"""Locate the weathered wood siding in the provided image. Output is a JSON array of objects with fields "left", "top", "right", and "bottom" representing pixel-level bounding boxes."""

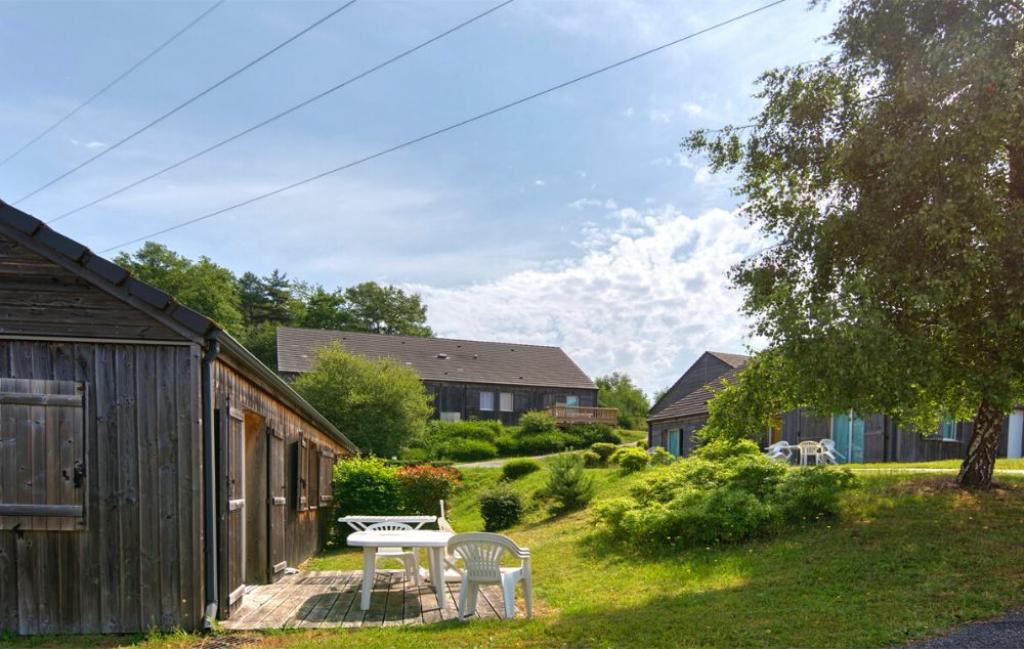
[
  {"left": 0, "top": 233, "right": 181, "bottom": 341},
  {"left": 426, "top": 380, "right": 598, "bottom": 425},
  {"left": 648, "top": 415, "right": 705, "bottom": 456},
  {"left": 648, "top": 353, "right": 733, "bottom": 419},
  {"left": 212, "top": 359, "right": 348, "bottom": 575},
  {"left": 0, "top": 339, "right": 202, "bottom": 635}
]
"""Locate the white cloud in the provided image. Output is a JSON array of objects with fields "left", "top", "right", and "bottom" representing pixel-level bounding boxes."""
[
  {"left": 623, "top": 106, "right": 635, "bottom": 118},
  {"left": 569, "top": 197, "right": 619, "bottom": 211},
  {"left": 680, "top": 101, "right": 705, "bottom": 117},
  {"left": 411, "top": 205, "right": 765, "bottom": 395},
  {"left": 694, "top": 166, "right": 713, "bottom": 184},
  {"left": 70, "top": 138, "right": 106, "bottom": 149},
  {"left": 534, "top": 179, "right": 545, "bottom": 186}
]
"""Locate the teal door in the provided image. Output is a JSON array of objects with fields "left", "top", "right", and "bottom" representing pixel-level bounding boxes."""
[
  {"left": 831, "top": 412, "right": 865, "bottom": 463},
  {"left": 668, "top": 429, "right": 681, "bottom": 457}
]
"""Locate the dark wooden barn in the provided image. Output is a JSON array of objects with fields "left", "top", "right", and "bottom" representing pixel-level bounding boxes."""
[
  {"left": 276, "top": 327, "right": 602, "bottom": 426},
  {"left": 648, "top": 350, "right": 1023, "bottom": 463},
  {"left": 0, "top": 203, "right": 357, "bottom": 635}
]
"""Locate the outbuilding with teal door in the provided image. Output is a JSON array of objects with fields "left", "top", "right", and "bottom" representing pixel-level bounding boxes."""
[{"left": 831, "top": 411, "right": 865, "bottom": 463}]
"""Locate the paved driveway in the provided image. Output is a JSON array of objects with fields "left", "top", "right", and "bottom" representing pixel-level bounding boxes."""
[{"left": 907, "top": 610, "right": 1024, "bottom": 648}]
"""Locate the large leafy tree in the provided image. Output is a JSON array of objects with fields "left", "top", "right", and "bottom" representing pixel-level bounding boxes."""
[
  {"left": 341, "top": 282, "right": 433, "bottom": 336},
  {"left": 686, "top": 0, "right": 1024, "bottom": 487},
  {"left": 116, "top": 242, "right": 244, "bottom": 333},
  {"left": 293, "top": 342, "right": 433, "bottom": 457},
  {"left": 596, "top": 372, "right": 651, "bottom": 429}
]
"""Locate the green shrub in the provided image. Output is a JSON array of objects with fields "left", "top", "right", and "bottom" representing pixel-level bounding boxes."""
[
  {"left": 399, "top": 446, "right": 429, "bottom": 462},
  {"left": 770, "top": 466, "right": 857, "bottom": 524},
  {"left": 596, "top": 451, "right": 854, "bottom": 551},
  {"left": 397, "top": 465, "right": 460, "bottom": 515},
  {"left": 562, "top": 423, "right": 621, "bottom": 447},
  {"left": 515, "top": 432, "right": 568, "bottom": 455},
  {"left": 438, "top": 438, "right": 498, "bottom": 461},
  {"left": 693, "top": 437, "right": 762, "bottom": 461},
  {"left": 427, "top": 419, "right": 502, "bottom": 443},
  {"left": 480, "top": 487, "right": 524, "bottom": 531},
  {"left": 581, "top": 449, "right": 603, "bottom": 468},
  {"left": 649, "top": 447, "right": 676, "bottom": 466},
  {"left": 610, "top": 446, "right": 650, "bottom": 473},
  {"left": 332, "top": 458, "right": 404, "bottom": 540},
  {"left": 502, "top": 458, "right": 542, "bottom": 480},
  {"left": 545, "top": 454, "right": 594, "bottom": 514},
  {"left": 635, "top": 439, "right": 648, "bottom": 449},
  {"left": 519, "top": 410, "right": 557, "bottom": 435},
  {"left": 494, "top": 433, "right": 521, "bottom": 456},
  {"left": 589, "top": 442, "right": 618, "bottom": 463}
]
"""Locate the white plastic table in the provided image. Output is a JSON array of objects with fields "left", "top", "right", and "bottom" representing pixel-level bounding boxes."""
[
  {"left": 347, "top": 529, "right": 454, "bottom": 610},
  {"left": 338, "top": 515, "right": 436, "bottom": 531}
]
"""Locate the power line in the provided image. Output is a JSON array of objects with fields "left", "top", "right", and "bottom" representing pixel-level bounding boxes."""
[
  {"left": 99, "top": 0, "right": 790, "bottom": 254},
  {"left": 49, "top": 0, "right": 515, "bottom": 224},
  {"left": 0, "top": 1, "right": 225, "bottom": 170},
  {"left": 13, "top": 0, "right": 359, "bottom": 205}
]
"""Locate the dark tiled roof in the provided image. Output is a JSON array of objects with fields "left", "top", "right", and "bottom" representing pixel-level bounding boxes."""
[
  {"left": 647, "top": 367, "right": 740, "bottom": 422},
  {"left": 277, "top": 327, "right": 597, "bottom": 391},
  {"left": 706, "top": 351, "right": 750, "bottom": 368},
  {"left": 0, "top": 200, "right": 357, "bottom": 452}
]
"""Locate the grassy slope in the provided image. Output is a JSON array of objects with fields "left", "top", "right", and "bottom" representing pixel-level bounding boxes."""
[{"left": 10, "top": 463, "right": 1024, "bottom": 649}]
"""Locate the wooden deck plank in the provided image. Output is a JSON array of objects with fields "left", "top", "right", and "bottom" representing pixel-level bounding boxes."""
[{"left": 221, "top": 570, "right": 504, "bottom": 631}]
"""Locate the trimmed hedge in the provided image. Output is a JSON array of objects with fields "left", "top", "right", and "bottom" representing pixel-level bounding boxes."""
[
  {"left": 502, "top": 458, "right": 542, "bottom": 480},
  {"left": 480, "top": 487, "right": 524, "bottom": 531}
]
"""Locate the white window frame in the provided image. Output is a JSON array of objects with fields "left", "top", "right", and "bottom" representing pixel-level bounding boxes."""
[
  {"left": 499, "top": 392, "right": 513, "bottom": 413},
  {"left": 479, "top": 391, "right": 495, "bottom": 411}
]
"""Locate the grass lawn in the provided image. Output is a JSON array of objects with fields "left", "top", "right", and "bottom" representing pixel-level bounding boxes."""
[
  {"left": 8, "top": 462, "right": 1024, "bottom": 648},
  {"left": 615, "top": 427, "right": 648, "bottom": 445},
  {"left": 856, "top": 458, "right": 1024, "bottom": 471}
]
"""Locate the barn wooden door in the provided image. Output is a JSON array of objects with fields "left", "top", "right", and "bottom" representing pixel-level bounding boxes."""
[
  {"left": 216, "top": 397, "right": 245, "bottom": 618},
  {"left": 266, "top": 424, "right": 287, "bottom": 582}
]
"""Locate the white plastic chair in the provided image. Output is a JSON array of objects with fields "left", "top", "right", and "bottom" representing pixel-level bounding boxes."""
[
  {"left": 764, "top": 440, "right": 792, "bottom": 462},
  {"left": 796, "top": 440, "right": 823, "bottom": 466},
  {"left": 437, "top": 500, "right": 464, "bottom": 582},
  {"left": 448, "top": 532, "right": 532, "bottom": 620},
  {"left": 818, "top": 438, "right": 845, "bottom": 464},
  {"left": 365, "top": 521, "right": 422, "bottom": 586}
]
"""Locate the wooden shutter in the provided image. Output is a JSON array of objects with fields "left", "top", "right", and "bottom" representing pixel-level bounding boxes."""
[
  {"left": 266, "top": 424, "right": 287, "bottom": 581},
  {"left": 216, "top": 397, "right": 245, "bottom": 618},
  {"left": 319, "top": 447, "right": 335, "bottom": 505},
  {"left": 296, "top": 435, "right": 309, "bottom": 512},
  {"left": 307, "top": 442, "right": 319, "bottom": 510},
  {"left": 0, "top": 378, "right": 86, "bottom": 531}
]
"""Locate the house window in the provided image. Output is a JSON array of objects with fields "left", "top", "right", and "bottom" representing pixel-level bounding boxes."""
[
  {"left": 940, "top": 418, "right": 956, "bottom": 441},
  {"left": 479, "top": 391, "right": 494, "bottom": 411},
  {"left": 565, "top": 395, "right": 579, "bottom": 408},
  {"left": 499, "top": 392, "right": 513, "bottom": 412},
  {"left": 0, "top": 379, "right": 87, "bottom": 530}
]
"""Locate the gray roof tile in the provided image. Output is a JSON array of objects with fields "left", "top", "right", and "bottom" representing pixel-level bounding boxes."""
[{"left": 277, "top": 327, "right": 597, "bottom": 390}]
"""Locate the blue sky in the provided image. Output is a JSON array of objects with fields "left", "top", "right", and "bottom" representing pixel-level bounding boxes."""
[{"left": 0, "top": 0, "right": 839, "bottom": 395}]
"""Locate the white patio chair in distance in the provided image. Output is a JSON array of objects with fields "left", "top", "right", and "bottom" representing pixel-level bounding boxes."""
[
  {"left": 448, "top": 532, "right": 533, "bottom": 620},
  {"left": 819, "top": 438, "right": 845, "bottom": 464},
  {"left": 764, "top": 440, "right": 792, "bottom": 461},
  {"left": 365, "top": 521, "right": 422, "bottom": 586},
  {"left": 796, "top": 440, "right": 823, "bottom": 466}
]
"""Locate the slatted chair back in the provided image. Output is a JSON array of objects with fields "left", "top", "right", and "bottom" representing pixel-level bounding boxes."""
[
  {"left": 366, "top": 521, "right": 414, "bottom": 532},
  {"left": 449, "top": 533, "right": 528, "bottom": 583}
]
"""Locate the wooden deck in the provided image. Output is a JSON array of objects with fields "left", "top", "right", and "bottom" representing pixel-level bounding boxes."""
[{"left": 221, "top": 570, "right": 510, "bottom": 630}]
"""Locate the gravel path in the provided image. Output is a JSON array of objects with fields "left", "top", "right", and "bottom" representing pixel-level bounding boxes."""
[{"left": 907, "top": 610, "right": 1024, "bottom": 648}]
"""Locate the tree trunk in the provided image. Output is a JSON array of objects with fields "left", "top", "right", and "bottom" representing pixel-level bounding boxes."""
[{"left": 957, "top": 400, "right": 1003, "bottom": 488}]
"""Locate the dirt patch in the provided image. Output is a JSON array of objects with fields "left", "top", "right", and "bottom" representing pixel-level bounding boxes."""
[{"left": 189, "top": 635, "right": 263, "bottom": 649}]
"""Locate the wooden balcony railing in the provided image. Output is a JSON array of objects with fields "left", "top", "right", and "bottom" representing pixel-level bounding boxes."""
[{"left": 547, "top": 405, "right": 619, "bottom": 427}]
